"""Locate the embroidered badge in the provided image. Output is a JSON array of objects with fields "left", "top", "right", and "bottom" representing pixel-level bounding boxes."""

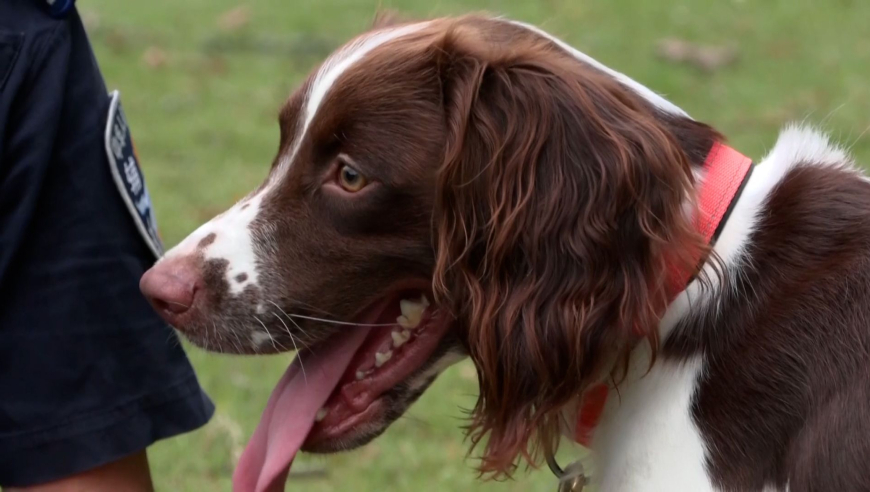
[{"left": 104, "top": 90, "right": 164, "bottom": 259}]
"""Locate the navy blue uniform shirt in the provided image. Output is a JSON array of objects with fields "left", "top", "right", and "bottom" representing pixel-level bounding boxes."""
[{"left": 0, "top": 0, "right": 214, "bottom": 486}]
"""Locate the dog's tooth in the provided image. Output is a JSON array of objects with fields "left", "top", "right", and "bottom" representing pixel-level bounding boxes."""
[
  {"left": 355, "top": 370, "right": 366, "bottom": 380},
  {"left": 375, "top": 350, "right": 393, "bottom": 367},
  {"left": 315, "top": 408, "right": 328, "bottom": 422},
  {"left": 398, "top": 297, "right": 427, "bottom": 329},
  {"left": 391, "top": 330, "right": 411, "bottom": 348}
]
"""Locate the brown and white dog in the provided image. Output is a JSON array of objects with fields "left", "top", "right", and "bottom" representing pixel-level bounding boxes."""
[{"left": 140, "top": 14, "right": 870, "bottom": 492}]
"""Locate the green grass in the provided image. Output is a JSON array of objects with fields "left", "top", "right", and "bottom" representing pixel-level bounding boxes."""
[{"left": 77, "top": 0, "right": 870, "bottom": 490}]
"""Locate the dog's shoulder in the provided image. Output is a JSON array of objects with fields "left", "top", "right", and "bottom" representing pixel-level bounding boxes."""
[{"left": 763, "top": 124, "right": 856, "bottom": 173}]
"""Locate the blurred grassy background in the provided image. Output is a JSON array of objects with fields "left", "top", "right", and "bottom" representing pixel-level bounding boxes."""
[{"left": 78, "top": 0, "right": 870, "bottom": 490}]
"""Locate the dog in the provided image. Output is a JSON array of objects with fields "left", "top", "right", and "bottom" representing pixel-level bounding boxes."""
[{"left": 140, "top": 13, "right": 870, "bottom": 492}]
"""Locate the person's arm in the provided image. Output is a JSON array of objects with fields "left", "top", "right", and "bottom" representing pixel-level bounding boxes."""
[
  {"left": 1, "top": 8, "right": 156, "bottom": 492},
  {"left": 4, "top": 452, "right": 153, "bottom": 492},
  {"left": 0, "top": 20, "right": 69, "bottom": 281}
]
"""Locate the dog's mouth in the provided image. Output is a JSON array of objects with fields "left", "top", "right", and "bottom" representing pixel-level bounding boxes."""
[
  {"left": 233, "top": 287, "right": 453, "bottom": 490},
  {"left": 304, "top": 291, "right": 450, "bottom": 448}
]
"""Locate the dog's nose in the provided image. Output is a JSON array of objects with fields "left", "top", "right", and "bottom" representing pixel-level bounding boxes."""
[{"left": 140, "top": 256, "right": 201, "bottom": 324}]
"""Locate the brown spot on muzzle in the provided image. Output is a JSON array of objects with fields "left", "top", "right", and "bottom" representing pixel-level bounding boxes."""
[{"left": 198, "top": 232, "right": 217, "bottom": 249}]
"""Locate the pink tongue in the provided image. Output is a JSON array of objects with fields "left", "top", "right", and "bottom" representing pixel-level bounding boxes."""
[{"left": 232, "top": 327, "right": 371, "bottom": 492}]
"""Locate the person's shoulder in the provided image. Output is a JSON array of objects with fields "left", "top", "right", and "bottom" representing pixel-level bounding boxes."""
[
  {"left": 0, "top": 1, "right": 76, "bottom": 100},
  {"left": 1, "top": 0, "right": 75, "bottom": 72},
  {"left": 0, "top": 0, "right": 75, "bottom": 34}
]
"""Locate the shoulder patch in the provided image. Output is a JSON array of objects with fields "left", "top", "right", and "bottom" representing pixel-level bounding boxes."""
[{"left": 105, "top": 90, "right": 164, "bottom": 259}]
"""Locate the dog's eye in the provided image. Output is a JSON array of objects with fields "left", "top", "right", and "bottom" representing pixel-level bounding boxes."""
[{"left": 337, "top": 159, "right": 368, "bottom": 193}]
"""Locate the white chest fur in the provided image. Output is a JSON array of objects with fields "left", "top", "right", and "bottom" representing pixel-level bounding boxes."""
[{"left": 590, "top": 357, "right": 713, "bottom": 492}]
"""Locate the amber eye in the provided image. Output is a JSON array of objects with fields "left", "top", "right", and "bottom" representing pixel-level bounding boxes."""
[{"left": 337, "top": 161, "right": 368, "bottom": 192}]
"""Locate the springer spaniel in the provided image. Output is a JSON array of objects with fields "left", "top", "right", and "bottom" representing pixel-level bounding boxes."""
[{"left": 140, "top": 14, "right": 870, "bottom": 492}]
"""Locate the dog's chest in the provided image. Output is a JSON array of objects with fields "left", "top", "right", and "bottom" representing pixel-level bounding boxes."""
[{"left": 588, "top": 357, "right": 716, "bottom": 492}]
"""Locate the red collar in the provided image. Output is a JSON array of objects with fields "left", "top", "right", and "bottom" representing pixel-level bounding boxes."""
[{"left": 573, "top": 142, "right": 753, "bottom": 446}]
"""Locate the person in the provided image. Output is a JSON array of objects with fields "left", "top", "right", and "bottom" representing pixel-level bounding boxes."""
[{"left": 0, "top": 0, "right": 214, "bottom": 490}]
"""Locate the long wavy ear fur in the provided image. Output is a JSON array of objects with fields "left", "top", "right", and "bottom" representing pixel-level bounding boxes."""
[{"left": 430, "top": 19, "right": 720, "bottom": 478}]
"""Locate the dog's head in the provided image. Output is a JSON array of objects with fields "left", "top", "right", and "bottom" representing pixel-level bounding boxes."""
[{"left": 141, "top": 14, "right": 718, "bottom": 476}]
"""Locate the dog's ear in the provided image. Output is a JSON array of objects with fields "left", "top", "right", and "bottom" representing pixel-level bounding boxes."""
[{"left": 430, "top": 21, "right": 710, "bottom": 477}]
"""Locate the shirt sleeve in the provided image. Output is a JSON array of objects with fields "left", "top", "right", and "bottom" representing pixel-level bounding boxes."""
[{"left": 0, "top": 19, "right": 71, "bottom": 285}]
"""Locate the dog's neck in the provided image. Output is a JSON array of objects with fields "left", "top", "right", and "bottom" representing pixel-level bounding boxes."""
[{"left": 565, "top": 138, "right": 754, "bottom": 448}]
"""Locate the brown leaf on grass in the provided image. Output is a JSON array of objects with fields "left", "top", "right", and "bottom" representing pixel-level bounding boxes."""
[
  {"left": 218, "top": 6, "right": 251, "bottom": 32},
  {"left": 105, "top": 28, "right": 130, "bottom": 54},
  {"left": 766, "top": 39, "right": 798, "bottom": 60},
  {"left": 142, "top": 47, "right": 168, "bottom": 69},
  {"left": 656, "top": 38, "right": 739, "bottom": 73},
  {"left": 204, "top": 55, "right": 229, "bottom": 75}
]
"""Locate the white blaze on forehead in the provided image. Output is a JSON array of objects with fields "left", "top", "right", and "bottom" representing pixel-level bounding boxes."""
[
  {"left": 162, "top": 22, "right": 429, "bottom": 297},
  {"left": 507, "top": 20, "right": 690, "bottom": 117},
  {"left": 271, "top": 21, "right": 431, "bottom": 183}
]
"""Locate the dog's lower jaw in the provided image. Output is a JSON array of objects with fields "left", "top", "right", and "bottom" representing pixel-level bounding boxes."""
[{"left": 303, "top": 341, "right": 464, "bottom": 453}]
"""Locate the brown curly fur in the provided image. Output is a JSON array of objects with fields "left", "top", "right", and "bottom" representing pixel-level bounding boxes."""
[{"left": 427, "top": 18, "right": 721, "bottom": 477}]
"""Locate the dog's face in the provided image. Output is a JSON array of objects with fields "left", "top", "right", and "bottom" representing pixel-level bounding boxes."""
[
  {"left": 141, "top": 20, "right": 467, "bottom": 453},
  {"left": 142, "top": 14, "right": 714, "bottom": 476}
]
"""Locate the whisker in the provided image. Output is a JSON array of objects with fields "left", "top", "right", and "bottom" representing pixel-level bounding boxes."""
[
  {"left": 267, "top": 302, "right": 309, "bottom": 383},
  {"left": 215, "top": 326, "right": 226, "bottom": 351},
  {"left": 286, "top": 313, "right": 398, "bottom": 327},
  {"left": 270, "top": 311, "right": 300, "bottom": 350},
  {"left": 267, "top": 301, "right": 311, "bottom": 350},
  {"left": 212, "top": 322, "right": 225, "bottom": 354},
  {"left": 164, "top": 327, "right": 177, "bottom": 345},
  {"left": 165, "top": 325, "right": 183, "bottom": 349},
  {"left": 268, "top": 301, "right": 442, "bottom": 329},
  {"left": 254, "top": 315, "right": 285, "bottom": 352},
  {"left": 278, "top": 295, "right": 337, "bottom": 318},
  {"left": 203, "top": 322, "right": 212, "bottom": 353},
  {"left": 231, "top": 329, "right": 245, "bottom": 353},
  {"left": 283, "top": 315, "right": 308, "bottom": 385}
]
